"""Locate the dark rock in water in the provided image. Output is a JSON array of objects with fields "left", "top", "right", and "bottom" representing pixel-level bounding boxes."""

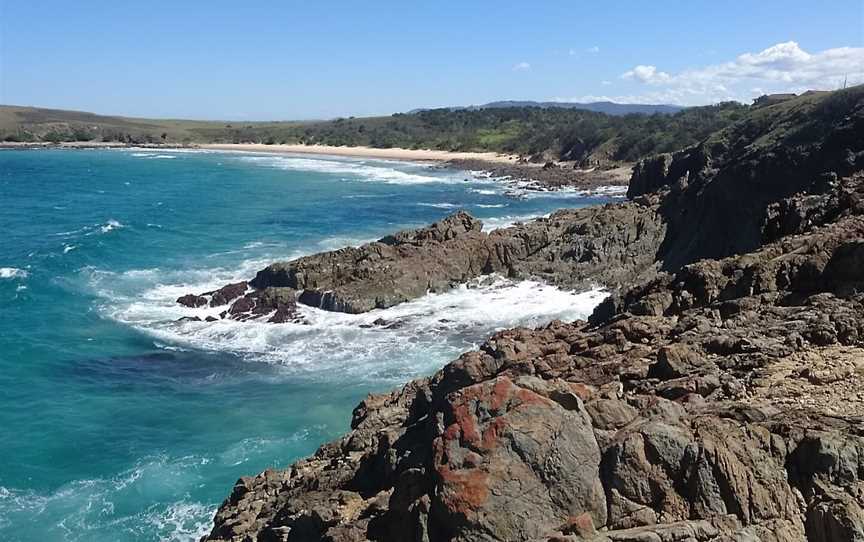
[
  {"left": 267, "top": 306, "right": 296, "bottom": 324},
  {"left": 205, "top": 316, "right": 218, "bottom": 322},
  {"left": 177, "top": 294, "right": 207, "bottom": 308},
  {"left": 176, "top": 316, "right": 201, "bottom": 323},
  {"left": 208, "top": 281, "right": 248, "bottom": 307},
  {"left": 359, "top": 318, "right": 403, "bottom": 330},
  {"left": 227, "top": 296, "right": 255, "bottom": 316},
  {"left": 227, "top": 287, "right": 301, "bottom": 323},
  {"left": 202, "top": 89, "right": 864, "bottom": 541},
  {"left": 255, "top": 287, "right": 297, "bottom": 312},
  {"left": 177, "top": 282, "right": 301, "bottom": 323}
]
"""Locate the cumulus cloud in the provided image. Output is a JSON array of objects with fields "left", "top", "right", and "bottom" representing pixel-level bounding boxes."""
[
  {"left": 622, "top": 65, "right": 671, "bottom": 84},
  {"left": 512, "top": 61, "right": 531, "bottom": 71},
  {"left": 614, "top": 41, "right": 864, "bottom": 104}
]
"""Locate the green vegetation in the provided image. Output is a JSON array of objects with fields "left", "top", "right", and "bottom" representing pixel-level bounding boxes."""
[{"left": 0, "top": 101, "right": 751, "bottom": 163}]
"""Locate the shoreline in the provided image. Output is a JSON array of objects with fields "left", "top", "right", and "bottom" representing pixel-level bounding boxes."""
[
  {"left": 0, "top": 140, "right": 632, "bottom": 190},
  {"left": 198, "top": 143, "right": 518, "bottom": 163}
]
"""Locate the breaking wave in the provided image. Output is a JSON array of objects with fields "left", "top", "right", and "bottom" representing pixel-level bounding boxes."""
[
  {"left": 89, "top": 260, "right": 606, "bottom": 384},
  {"left": 0, "top": 267, "right": 28, "bottom": 279},
  {"left": 233, "top": 154, "right": 473, "bottom": 185}
]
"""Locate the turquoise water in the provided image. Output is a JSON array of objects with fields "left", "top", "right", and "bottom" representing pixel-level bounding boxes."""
[{"left": 0, "top": 149, "right": 615, "bottom": 541}]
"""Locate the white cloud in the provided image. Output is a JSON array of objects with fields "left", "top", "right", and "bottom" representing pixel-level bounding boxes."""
[
  {"left": 622, "top": 65, "right": 671, "bottom": 84},
  {"left": 570, "top": 46, "right": 600, "bottom": 56},
  {"left": 512, "top": 61, "right": 531, "bottom": 71},
  {"left": 610, "top": 41, "right": 864, "bottom": 105}
]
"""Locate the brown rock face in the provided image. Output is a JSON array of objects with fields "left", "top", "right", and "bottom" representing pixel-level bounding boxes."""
[
  {"left": 192, "top": 202, "right": 666, "bottom": 315},
  {"left": 202, "top": 88, "right": 864, "bottom": 541},
  {"left": 430, "top": 376, "right": 606, "bottom": 540}
]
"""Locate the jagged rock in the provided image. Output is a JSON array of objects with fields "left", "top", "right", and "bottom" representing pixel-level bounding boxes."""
[
  {"left": 195, "top": 202, "right": 665, "bottom": 315},
  {"left": 429, "top": 376, "right": 607, "bottom": 540},
  {"left": 203, "top": 88, "right": 864, "bottom": 542},
  {"left": 207, "top": 281, "right": 248, "bottom": 307},
  {"left": 177, "top": 294, "right": 207, "bottom": 308}
]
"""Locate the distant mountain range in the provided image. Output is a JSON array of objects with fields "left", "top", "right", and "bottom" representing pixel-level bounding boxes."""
[{"left": 409, "top": 100, "right": 685, "bottom": 116}]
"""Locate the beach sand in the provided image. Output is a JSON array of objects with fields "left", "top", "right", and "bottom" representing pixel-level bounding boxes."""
[{"left": 199, "top": 143, "right": 518, "bottom": 163}]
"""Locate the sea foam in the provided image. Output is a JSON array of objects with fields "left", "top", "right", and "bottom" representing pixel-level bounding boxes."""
[
  {"left": 0, "top": 267, "right": 28, "bottom": 279},
  {"left": 100, "top": 220, "right": 125, "bottom": 233},
  {"left": 480, "top": 213, "right": 550, "bottom": 231},
  {"left": 417, "top": 202, "right": 459, "bottom": 209},
  {"left": 235, "top": 155, "right": 469, "bottom": 185},
  {"left": 95, "top": 260, "right": 606, "bottom": 384},
  {"left": 0, "top": 456, "right": 216, "bottom": 541}
]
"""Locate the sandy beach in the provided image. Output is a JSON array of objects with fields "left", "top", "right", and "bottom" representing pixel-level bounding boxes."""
[{"left": 199, "top": 143, "right": 518, "bottom": 163}]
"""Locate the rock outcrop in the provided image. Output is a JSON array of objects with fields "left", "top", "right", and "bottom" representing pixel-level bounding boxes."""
[
  {"left": 186, "top": 202, "right": 666, "bottom": 315},
  {"left": 203, "top": 87, "right": 864, "bottom": 541}
]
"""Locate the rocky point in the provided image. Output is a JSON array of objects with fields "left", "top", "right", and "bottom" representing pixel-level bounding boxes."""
[{"left": 200, "top": 87, "right": 864, "bottom": 541}]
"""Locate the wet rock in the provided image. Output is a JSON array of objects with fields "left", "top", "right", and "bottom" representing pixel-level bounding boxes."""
[
  {"left": 177, "top": 294, "right": 207, "bottom": 308},
  {"left": 177, "top": 316, "right": 201, "bottom": 323},
  {"left": 208, "top": 281, "right": 248, "bottom": 307}
]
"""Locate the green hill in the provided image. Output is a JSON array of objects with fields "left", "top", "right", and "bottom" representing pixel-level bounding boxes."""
[{"left": 0, "top": 100, "right": 750, "bottom": 164}]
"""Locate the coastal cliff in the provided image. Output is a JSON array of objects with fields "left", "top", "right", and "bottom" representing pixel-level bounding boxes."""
[{"left": 202, "top": 87, "right": 864, "bottom": 541}]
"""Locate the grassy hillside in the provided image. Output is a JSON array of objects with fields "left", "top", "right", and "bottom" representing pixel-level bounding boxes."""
[
  {"left": 0, "top": 101, "right": 749, "bottom": 163},
  {"left": 0, "top": 106, "right": 306, "bottom": 145}
]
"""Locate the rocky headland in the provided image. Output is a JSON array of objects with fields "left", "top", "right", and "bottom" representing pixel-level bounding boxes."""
[{"left": 198, "top": 87, "right": 864, "bottom": 541}]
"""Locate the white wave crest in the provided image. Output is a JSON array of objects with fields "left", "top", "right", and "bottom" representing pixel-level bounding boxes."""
[
  {"left": 100, "top": 219, "right": 125, "bottom": 233},
  {"left": 514, "top": 183, "right": 629, "bottom": 200},
  {"left": 235, "top": 154, "right": 466, "bottom": 185},
  {"left": 0, "top": 456, "right": 217, "bottom": 541},
  {"left": 129, "top": 151, "right": 177, "bottom": 159},
  {"left": 316, "top": 236, "right": 376, "bottom": 251},
  {"left": 417, "top": 202, "right": 459, "bottom": 209},
  {"left": 95, "top": 262, "right": 606, "bottom": 383},
  {"left": 480, "top": 213, "right": 549, "bottom": 231},
  {"left": 0, "top": 267, "right": 28, "bottom": 279}
]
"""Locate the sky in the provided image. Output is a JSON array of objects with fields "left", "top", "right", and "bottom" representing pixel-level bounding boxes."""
[{"left": 1, "top": 1, "right": 862, "bottom": 120}]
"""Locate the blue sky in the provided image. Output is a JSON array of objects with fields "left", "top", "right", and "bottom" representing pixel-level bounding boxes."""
[{"left": 1, "top": 1, "right": 862, "bottom": 119}]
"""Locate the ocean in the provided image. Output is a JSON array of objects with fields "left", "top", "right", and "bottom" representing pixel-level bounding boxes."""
[{"left": 0, "top": 148, "right": 616, "bottom": 541}]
